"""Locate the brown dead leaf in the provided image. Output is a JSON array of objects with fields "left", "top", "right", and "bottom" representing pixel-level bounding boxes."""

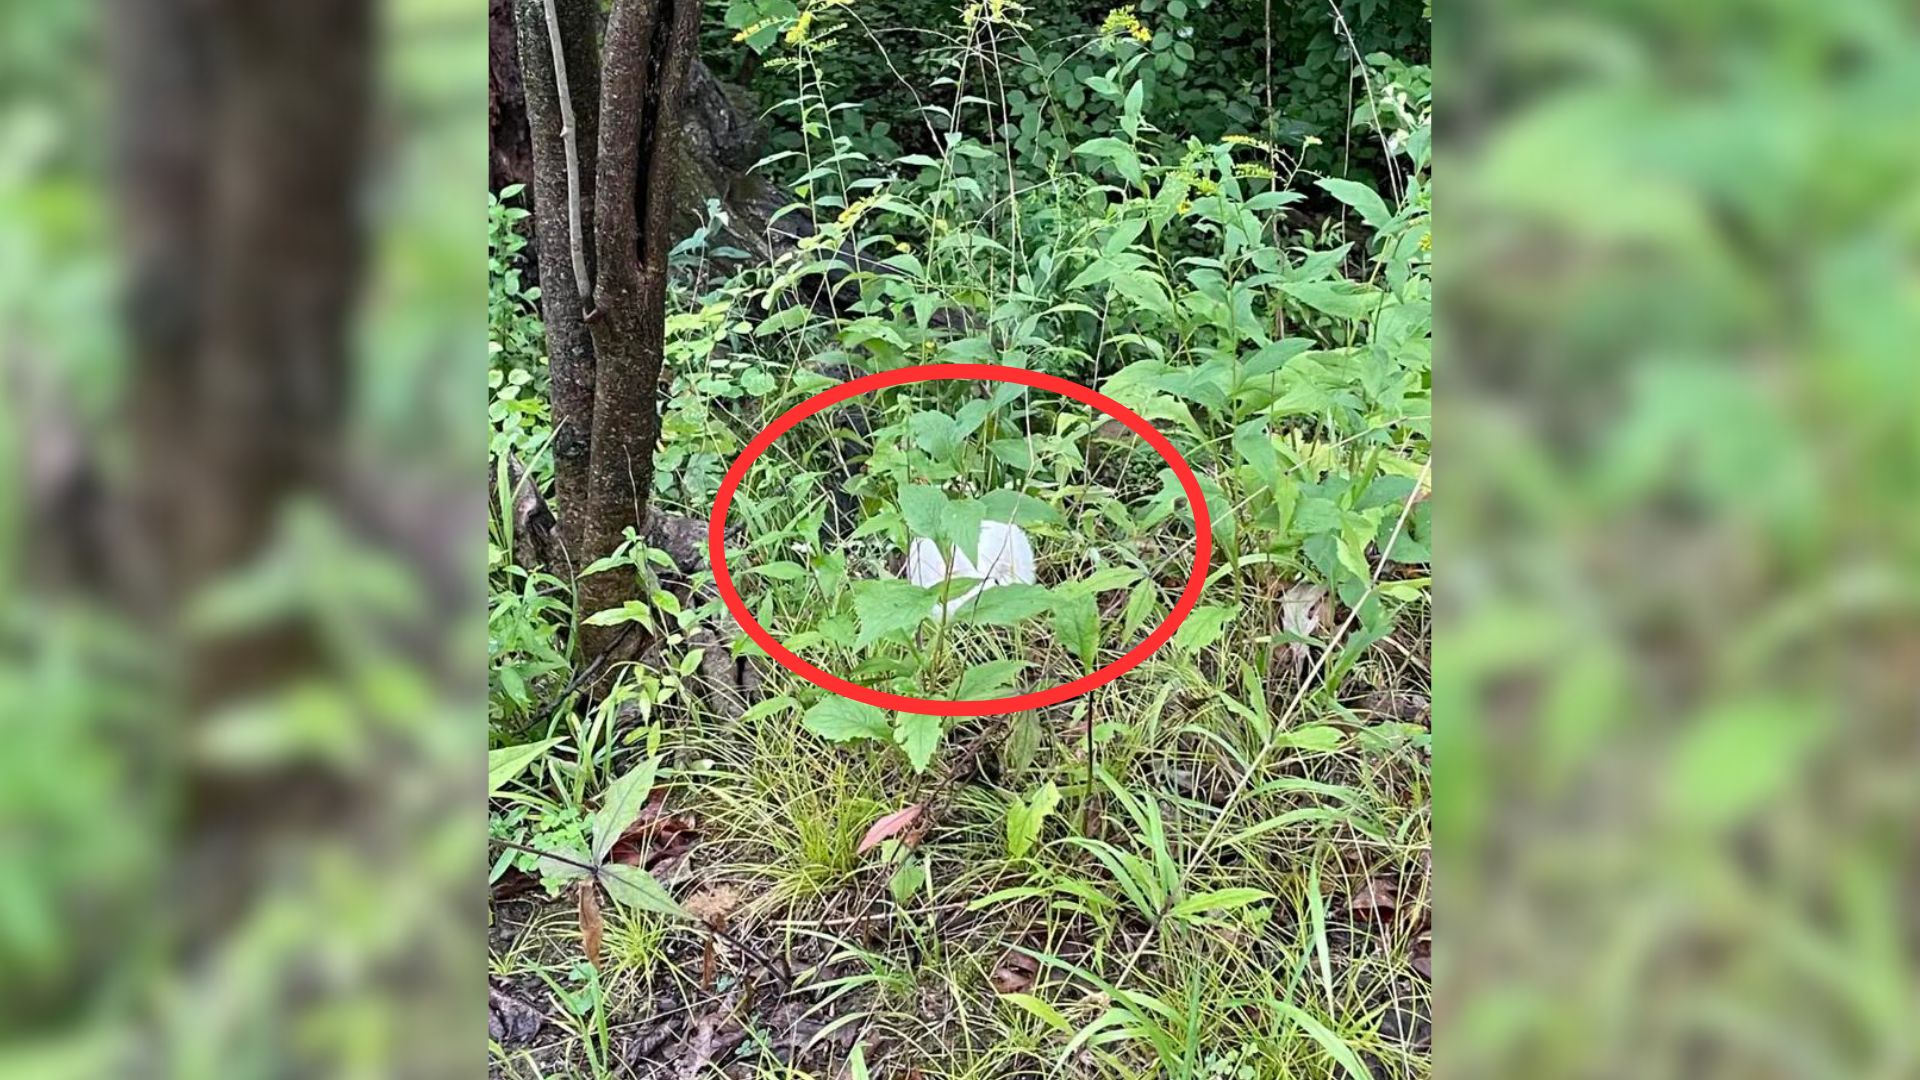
[
  {"left": 605, "top": 789, "right": 699, "bottom": 874},
  {"left": 1411, "top": 931, "right": 1431, "bottom": 979},
  {"left": 578, "top": 880, "right": 605, "bottom": 969},
  {"left": 488, "top": 982, "right": 544, "bottom": 1045},
  {"left": 990, "top": 950, "right": 1038, "bottom": 994},
  {"left": 1348, "top": 877, "right": 1398, "bottom": 920},
  {"left": 684, "top": 883, "right": 744, "bottom": 927},
  {"left": 858, "top": 804, "right": 924, "bottom": 856},
  {"left": 1280, "top": 581, "right": 1330, "bottom": 669}
]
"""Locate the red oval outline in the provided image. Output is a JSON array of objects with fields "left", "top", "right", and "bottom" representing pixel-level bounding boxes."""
[{"left": 707, "top": 363, "right": 1211, "bottom": 717}]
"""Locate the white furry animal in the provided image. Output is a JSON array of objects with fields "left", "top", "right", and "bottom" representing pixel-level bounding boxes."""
[{"left": 905, "top": 519, "right": 1036, "bottom": 620}]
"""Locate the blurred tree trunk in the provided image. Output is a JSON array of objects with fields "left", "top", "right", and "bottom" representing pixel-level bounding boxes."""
[
  {"left": 111, "top": 0, "right": 368, "bottom": 665},
  {"left": 107, "top": 0, "right": 372, "bottom": 937},
  {"left": 518, "top": 0, "right": 701, "bottom": 661}
]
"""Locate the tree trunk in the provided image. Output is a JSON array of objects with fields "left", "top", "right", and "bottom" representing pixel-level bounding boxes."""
[
  {"left": 574, "top": 0, "right": 701, "bottom": 657},
  {"left": 514, "top": 0, "right": 601, "bottom": 569},
  {"left": 489, "top": 0, "right": 533, "bottom": 196},
  {"left": 108, "top": 0, "right": 372, "bottom": 946}
]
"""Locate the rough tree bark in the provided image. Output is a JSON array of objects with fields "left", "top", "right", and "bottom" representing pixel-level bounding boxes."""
[
  {"left": 514, "top": 0, "right": 601, "bottom": 570},
  {"left": 517, "top": 0, "right": 702, "bottom": 662}
]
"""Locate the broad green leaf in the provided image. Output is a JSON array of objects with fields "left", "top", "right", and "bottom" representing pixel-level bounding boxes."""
[
  {"left": 753, "top": 302, "right": 809, "bottom": 337},
  {"left": 955, "top": 658, "right": 1025, "bottom": 700},
  {"left": 1006, "top": 781, "right": 1061, "bottom": 859},
  {"left": 943, "top": 495, "right": 985, "bottom": 566},
  {"left": 488, "top": 738, "right": 562, "bottom": 795},
  {"left": 954, "top": 583, "right": 1055, "bottom": 626},
  {"left": 583, "top": 600, "right": 652, "bottom": 627},
  {"left": 979, "top": 489, "right": 1062, "bottom": 527},
  {"left": 1277, "top": 724, "right": 1348, "bottom": 753},
  {"left": 852, "top": 579, "right": 934, "bottom": 647},
  {"left": 1316, "top": 177, "right": 1394, "bottom": 232},
  {"left": 1278, "top": 280, "right": 1382, "bottom": 320},
  {"left": 1057, "top": 566, "right": 1141, "bottom": 596},
  {"left": 1667, "top": 700, "right": 1826, "bottom": 827},
  {"left": 1173, "top": 603, "right": 1238, "bottom": 652},
  {"left": 894, "top": 712, "right": 943, "bottom": 772},
  {"left": 591, "top": 757, "right": 661, "bottom": 863},
  {"left": 907, "top": 411, "right": 960, "bottom": 458},
  {"left": 803, "top": 698, "right": 891, "bottom": 742},
  {"left": 899, "top": 484, "right": 949, "bottom": 542},
  {"left": 600, "top": 863, "right": 691, "bottom": 919},
  {"left": 1053, "top": 590, "right": 1100, "bottom": 674},
  {"left": 1072, "top": 136, "right": 1143, "bottom": 187}
]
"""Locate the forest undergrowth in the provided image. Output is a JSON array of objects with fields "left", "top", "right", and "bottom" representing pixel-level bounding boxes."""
[{"left": 489, "top": 5, "right": 1430, "bottom": 1076}]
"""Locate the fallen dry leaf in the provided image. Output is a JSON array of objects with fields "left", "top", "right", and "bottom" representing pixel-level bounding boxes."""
[
  {"left": 1280, "top": 581, "right": 1330, "bottom": 669},
  {"left": 488, "top": 982, "right": 544, "bottom": 1045},
  {"left": 990, "top": 950, "right": 1038, "bottom": 994},
  {"left": 1348, "top": 877, "right": 1398, "bottom": 919},
  {"left": 606, "top": 790, "right": 699, "bottom": 871},
  {"left": 1411, "top": 931, "right": 1431, "bottom": 979},
  {"left": 858, "top": 804, "right": 924, "bottom": 856},
  {"left": 578, "top": 879, "right": 605, "bottom": 969},
  {"left": 684, "top": 883, "right": 744, "bottom": 926}
]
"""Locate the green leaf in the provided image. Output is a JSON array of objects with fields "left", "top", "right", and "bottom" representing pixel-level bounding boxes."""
[
  {"left": 898, "top": 484, "right": 949, "bottom": 543},
  {"left": 1169, "top": 887, "right": 1273, "bottom": 920},
  {"left": 907, "top": 411, "right": 960, "bottom": 458},
  {"left": 591, "top": 757, "right": 661, "bottom": 863},
  {"left": 1316, "top": 177, "right": 1394, "bottom": 232},
  {"left": 1277, "top": 725, "right": 1348, "bottom": 753},
  {"left": 488, "top": 738, "right": 562, "bottom": 796},
  {"left": 851, "top": 579, "right": 934, "bottom": 647},
  {"left": 1277, "top": 280, "right": 1381, "bottom": 320},
  {"left": 894, "top": 712, "right": 943, "bottom": 772},
  {"left": 803, "top": 698, "right": 892, "bottom": 742},
  {"left": 955, "top": 658, "right": 1025, "bottom": 700},
  {"left": 979, "top": 489, "right": 1062, "bottom": 527},
  {"left": 743, "top": 561, "right": 808, "bottom": 581},
  {"left": 954, "top": 583, "right": 1055, "bottom": 626},
  {"left": 1006, "top": 781, "right": 1061, "bottom": 859},
  {"left": 1001, "top": 992, "right": 1073, "bottom": 1032},
  {"left": 1053, "top": 590, "right": 1100, "bottom": 674},
  {"left": 600, "top": 863, "right": 691, "bottom": 920},
  {"left": 583, "top": 600, "right": 652, "bottom": 627},
  {"left": 753, "top": 302, "right": 810, "bottom": 337},
  {"left": 1057, "top": 566, "right": 1141, "bottom": 596},
  {"left": 1173, "top": 603, "right": 1238, "bottom": 652},
  {"left": 943, "top": 495, "right": 985, "bottom": 566},
  {"left": 1072, "top": 136, "right": 1143, "bottom": 187},
  {"left": 1273, "top": 1000, "right": 1374, "bottom": 1080}
]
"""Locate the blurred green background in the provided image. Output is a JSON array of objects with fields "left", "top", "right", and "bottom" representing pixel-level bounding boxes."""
[
  {"left": 0, "top": 0, "right": 485, "bottom": 1076},
  {"left": 3, "top": 0, "right": 1915, "bottom": 1076},
  {"left": 1444, "top": 0, "right": 1919, "bottom": 1077}
]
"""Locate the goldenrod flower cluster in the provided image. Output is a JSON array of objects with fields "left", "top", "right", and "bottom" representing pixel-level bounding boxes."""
[{"left": 1099, "top": 6, "right": 1153, "bottom": 43}]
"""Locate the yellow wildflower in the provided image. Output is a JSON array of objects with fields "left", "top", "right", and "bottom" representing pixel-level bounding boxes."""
[
  {"left": 1131, "top": 23, "right": 1151, "bottom": 42},
  {"left": 1100, "top": 6, "right": 1143, "bottom": 41},
  {"left": 784, "top": 10, "right": 813, "bottom": 46},
  {"left": 1418, "top": 233, "right": 1431, "bottom": 252}
]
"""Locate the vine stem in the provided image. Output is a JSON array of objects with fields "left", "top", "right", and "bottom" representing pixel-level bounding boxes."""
[{"left": 538, "top": 0, "right": 592, "bottom": 306}]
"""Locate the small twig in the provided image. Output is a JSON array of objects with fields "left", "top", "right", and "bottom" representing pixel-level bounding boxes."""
[
  {"left": 494, "top": 838, "right": 600, "bottom": 874},
  {"left": 538, "top": 0, "right": 592, "bottom": 306}
]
